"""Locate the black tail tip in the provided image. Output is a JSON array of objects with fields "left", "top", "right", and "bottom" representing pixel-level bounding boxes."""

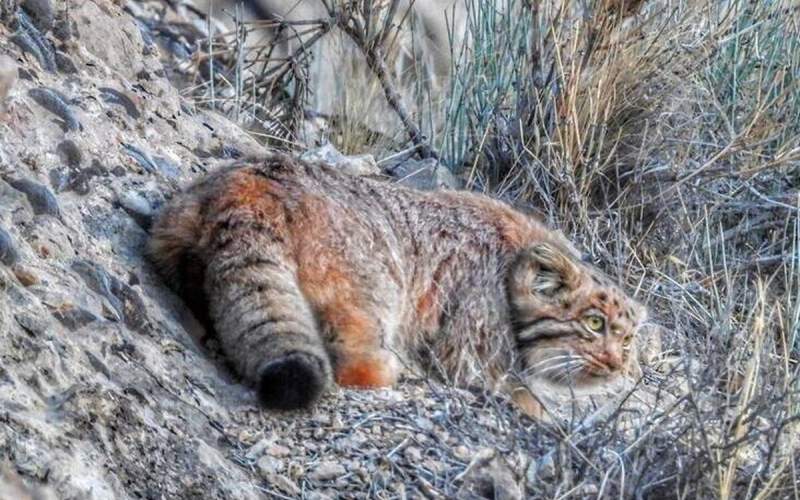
[{"left": 257, "top": 352, "right": 327, "bottom": 410}]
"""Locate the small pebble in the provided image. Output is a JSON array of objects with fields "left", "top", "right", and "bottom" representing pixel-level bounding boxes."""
[
  {"left": 13, "top": 267, "right": 38, "bottom": 287},
  {"left": 527, "top": 453, "right": 556, "bottom": 482},
  {"left": 269, "top": 474, "right": 301, "bottom": 496},
  {"left": 453, "top": 445, "right": 471, "bottom": 462},
  {"left": 308, "top": 461, "right": 346, "bottom": 482},
  {"left": 414, "top": 416, "right": 434, "bottom": 431},
  {"left": 255, "top": 456, "right": 283, "bottom": 476},
  {"left": 267, "top": 444, "right": 292, "bottom": 458},
  {"left": 244, "top": 438, "right": 271, "bottom": 460},
  {"left": 404, "top": 446, "right": 423, "bottom": 462}
]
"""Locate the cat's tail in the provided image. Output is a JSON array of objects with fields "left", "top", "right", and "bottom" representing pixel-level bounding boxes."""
[{"left": 148, "top": 165, "right": 332, "bottom": 410}]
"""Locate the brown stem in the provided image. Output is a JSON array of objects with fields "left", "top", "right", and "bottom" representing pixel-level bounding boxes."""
[{"left": 333, "top": 4, "right": 439, "bottom": 159}]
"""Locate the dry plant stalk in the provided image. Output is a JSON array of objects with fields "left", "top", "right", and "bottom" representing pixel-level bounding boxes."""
[{"left": 318, "top": 0, "right": 439, "bottom": 159}]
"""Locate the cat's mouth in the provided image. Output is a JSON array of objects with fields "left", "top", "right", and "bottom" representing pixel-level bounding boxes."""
[
  {"left": 582, "top": 353, "right": 616, "bottom": 377},
  {"left": 558, "top": 353, "right": 621, "bottom": 387},
  {"left": 522, "top": 349, "right": 622, "bottom": 388}
]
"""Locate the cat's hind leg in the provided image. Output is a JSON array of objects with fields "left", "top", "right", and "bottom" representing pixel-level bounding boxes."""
[{"left": 296, "top": 263, "right": 402, "bottom": 389}]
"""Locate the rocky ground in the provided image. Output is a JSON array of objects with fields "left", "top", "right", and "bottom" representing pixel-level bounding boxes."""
[{"left": 0, "top": 1, "right": 794, "bottom": 499}]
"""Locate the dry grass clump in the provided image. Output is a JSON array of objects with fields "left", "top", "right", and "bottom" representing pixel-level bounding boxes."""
[
  {"left": 174, "top": 0, "right": 799, "bottom": 496},
  {"left": 443, "top": 0, "right": 800, "bottom": 496}
]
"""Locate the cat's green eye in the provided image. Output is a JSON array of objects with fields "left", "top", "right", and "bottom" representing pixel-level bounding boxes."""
[
  {"left": 585, "top": 315, "right": 605, "bottom": 332},
  {"left": 622, "top": 334, "right": 633, "bottom": 347}
]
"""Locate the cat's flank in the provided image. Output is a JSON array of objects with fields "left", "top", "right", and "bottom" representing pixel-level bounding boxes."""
[{"left": 148, "top": 154, "right": 646, "bottom": 415}]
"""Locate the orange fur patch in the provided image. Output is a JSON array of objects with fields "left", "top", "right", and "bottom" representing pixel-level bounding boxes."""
[
  {"left": 290, "top": 196, "right": 386, "bottom": 370},
  {"left": 321, "top": 301, "right": 373, "bottom": 345},
  {"left": 336, "top": 358, "right": 395, "bottom": 388},
  {"left": 415, "top": 289, "right": 438, "bottom": 331},
  {"left": 414, "top": 255, "right": 455, "bottom": 331},
  {"left": 212, "top": 171, "right": 288, "bottom": 231}
]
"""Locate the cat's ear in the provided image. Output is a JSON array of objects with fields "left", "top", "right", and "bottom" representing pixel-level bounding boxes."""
[{"left": 511, "top": 243, "right": 581, "bottom": 298}]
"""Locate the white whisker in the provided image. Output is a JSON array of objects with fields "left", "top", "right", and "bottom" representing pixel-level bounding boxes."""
[
  {"left": 536, "top": 358, "right": 583, "bottom": 377},
  {"left": 559, "top": 362, "right": 586, "bottom": 382},
  {"left": 527, "top": 354, "right": 576, "bottom": 369}
]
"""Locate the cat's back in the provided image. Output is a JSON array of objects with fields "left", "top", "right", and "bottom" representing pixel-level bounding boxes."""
[{"left": 148, "top": 154, "right": 417, "bottom": 287}]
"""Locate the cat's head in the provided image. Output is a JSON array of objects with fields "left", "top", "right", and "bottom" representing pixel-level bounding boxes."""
[{"left": 507, "top": 242, "right": 646, "bottom": 390}]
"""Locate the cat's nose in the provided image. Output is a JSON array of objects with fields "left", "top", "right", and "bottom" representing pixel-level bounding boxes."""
[{"left": 596, "top": 350, "right": 623, "bottom": 371}]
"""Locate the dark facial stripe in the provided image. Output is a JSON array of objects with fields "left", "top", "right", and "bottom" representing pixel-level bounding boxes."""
[{"left": 516, "top": 318, "right": 578, "bottom": 346}]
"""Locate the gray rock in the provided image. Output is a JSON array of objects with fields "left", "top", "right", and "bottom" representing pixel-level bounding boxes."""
[
  {"left": 14, "top": 311, "right": 49, "bottom": 336},
  {"left": 99, "top": 87, "right": 140, "bottom": 119},
  {"left": 0, "top": 226, "right": 18, "bottom": 266},
  {"left": 6, "top": 178, "right": 60, "bottom": 217},
  {"left": 268, "top": 474, "right": 301, "bottom": 497},
  {"left": 308, "top": 461, "right": 346, "bottom": 482},
  {"left": 121, "top": 143, "right": 160, "bottom": 174},
  {"left": 52, "top": 304, "right": 100, "bottom": 330},
  {"left": 56, "top": 140, "right": 82, "bottom": 168},
  {"left": 152, "top": 156, "right": 180, "bottom": 179},
  {"left": 71, "top": 260, "right": 149, "bottom": 333},
  {"left": 388, "top": 158, "right": 460, "bottom": 190},
  {"left": 21, "top": 0, "right": 53, "bottom": 32},
  {"left": 28, "top": 87, "right": 79, "bottom": 130},
  {"left": 117, "top": 191, "right": 154, "bottom": 230},
  {"left": 255, "top": 456, "right": 284, "bottom": 476},
  {"left": 244, "top": 438, "right": 271, "bottom": 460},
  {"left": 301, "top": 143, "right": 380, "bottom": 177},
  {"left": 404, "top": 446, "right": 423, "bottom": 462},
  {"left": 267, "top": 443, "right": 292, "bottom": 458},
  {"left": 54, "top": 51, "right": 78, "bottom": 73},
  {"left": 12, "top": 10, "right": 56, "bottom": 72},
  {"left": 48, "top": 168, "right": 69, "bottom": 192},
  {"left": 51, "top": 162, "right": 107, "bottom": 196}
]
